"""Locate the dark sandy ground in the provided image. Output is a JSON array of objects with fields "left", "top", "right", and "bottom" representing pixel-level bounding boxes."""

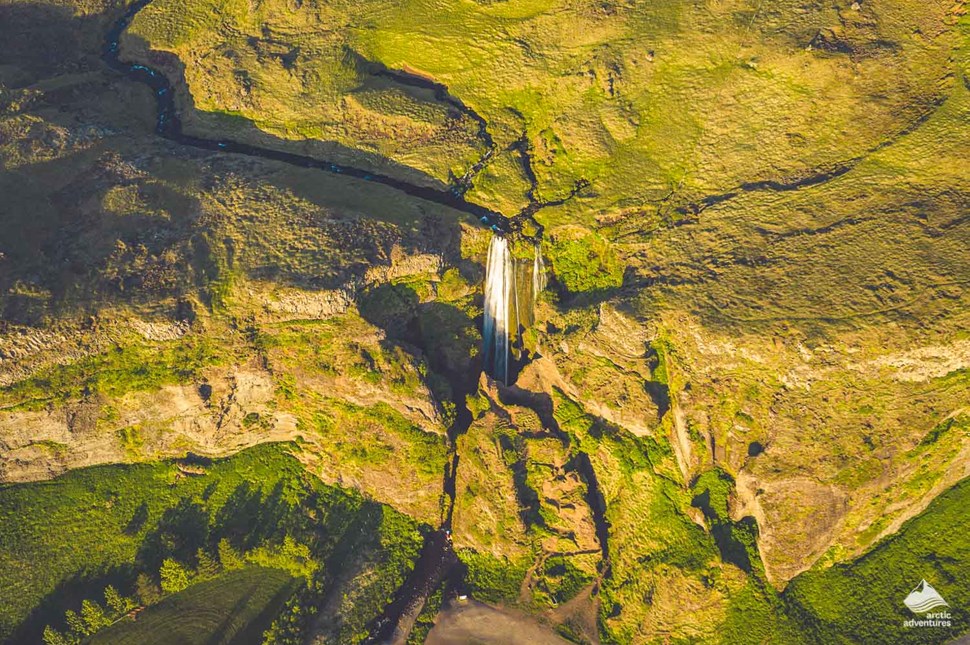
[{"left": 425, "top": 599, "right": 571, "bottom": 645}]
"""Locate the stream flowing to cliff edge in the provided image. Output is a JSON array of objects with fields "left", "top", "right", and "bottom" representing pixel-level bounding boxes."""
[
  {"left": 98, "top": 4, "right": 562, "bottom": 641},
  {"left": 101, "top": 0, "right": 512, "bottom": 233}
]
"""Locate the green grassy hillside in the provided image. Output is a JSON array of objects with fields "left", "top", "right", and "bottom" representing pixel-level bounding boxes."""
[
  {"left": 784, "top": 476, "right": 970, "bottom": 644},
  {"left": 123, "top": 0, "right": 960, "bottom": 217},
  {"left": 90, "top": 567, "right": 297, "bottom": 645},
  {"left": 0, "top": 443, "right": 424, "bottom": 643}
]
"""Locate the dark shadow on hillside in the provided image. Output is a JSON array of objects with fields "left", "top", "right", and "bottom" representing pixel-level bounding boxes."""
[
  {"left": 690, "top": 470, "right": 762, "bottom": 575},
  {"left": 0, "top": 4, "right": 208, "bottom": 324},
  {"left": 6, "top": 565, "right": 135, "bottom": 644},
  {"left": 125, "top": 501, "right": 150, "bottom": 535},
  {"left": 210, "top": 481, "right": 290, "bottom": 553},
  {"left": 137, "top": 497, "right": 210, "bottom": 570},
  {"left": 229, "top": 167, "right": 478, "bottom": 292},
  {"left": 310, "top": 502, "right": 395, "bottom": 640},
  {"left": 496, "top": 431, "right": 543, "bottom": 529},
  {"left": 357, "top": 281, "right": 482, "bottom": 391},
  {"left": 131, "top": 481, "right": 290, "bottom": 576},
  {"left": 117, "top": 32, "right": 459, "bottom": 195},
  {"left": 643, "top": 343, "right": 671, "bottom": 420},
  {"left": 0, "top": 136, "right": 209, "bottom": 324},
  {"left": 0, "top": 3, "right": 109, "bottom": 83}
]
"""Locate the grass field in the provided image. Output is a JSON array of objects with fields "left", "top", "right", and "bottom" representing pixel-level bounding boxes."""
[
  {"left": 783, "top": 476, "right": 970, "bottom": 644},
  {"left": 124, "top": 0, "right": 959, "bottom": 218},
  {"left": 0, "top": 443, "right": 424, "bottom": 643},
  {"left": 90, "top": 567, "right": 297, "bottom": 644}
]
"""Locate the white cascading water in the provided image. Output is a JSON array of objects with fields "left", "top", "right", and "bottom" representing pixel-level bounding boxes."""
[
  {"left": 532, "top": 243, "right": 546, "bottom": 295},
  {"left": 483, "top": 236, "right": 546, "bottom": 384},
  {"left": 483, "top": 235, "right": 514, "bottom": 383}
]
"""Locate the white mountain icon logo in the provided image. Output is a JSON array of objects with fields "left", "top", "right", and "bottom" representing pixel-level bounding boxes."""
[{"left": 904, "top": 580, "right": 949, "bottom": 614}]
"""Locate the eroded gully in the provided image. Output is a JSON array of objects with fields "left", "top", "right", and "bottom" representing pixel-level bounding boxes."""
[{"left": 101, "top": 2, "right": 605, "bottom": 642}]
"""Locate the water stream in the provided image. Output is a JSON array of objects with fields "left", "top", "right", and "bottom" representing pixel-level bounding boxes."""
[
  {"left": 98, "top": 5, "right": 563, "bottom": 641},
  {"left": 532, "top": 243, "right": 547, "bottom": 296},
  {"left": 365, "top": 235, "right": 547, "bottom": 642},
  {"left": 482, "top": 236, "right": 515, "bottom": 384},
  {"left": 101, "top": 0, "right": 511, "bottom": 233}
]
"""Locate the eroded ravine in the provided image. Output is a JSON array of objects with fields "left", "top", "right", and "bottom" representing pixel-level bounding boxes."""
[
  {"left": 100, "top": 2, "right": 612, "bottom": 641},
  {"left": 361, "top": 377, "right": 474, "bottom": 645},
  {"left": 102, "top": 0, "right": 514, "bottom": 231}
]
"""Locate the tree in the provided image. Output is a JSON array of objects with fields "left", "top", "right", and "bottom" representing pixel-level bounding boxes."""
[
  {"left": 135, "top": 572, "right": 161, "bottom": 605},
  {"left": 42, "top": 626, "right": 74, "bottom": 645},
  {"left": 218, "top": 538, "right": 243, "bottom": 570},
  {"left": 80, "top": 599, "right": 110, "bottom": 633},
  {"left": 159, "top": 558, "right": 190, "bottom": 594},
  {"left": 64, "top": 610, "right": 88, "bottom": 637},
  {"left": 196, "top": 547, "right": 220, "bottom": 579},
  {"left": 104, "top": 585, "right": 134, "bottom": 615}
]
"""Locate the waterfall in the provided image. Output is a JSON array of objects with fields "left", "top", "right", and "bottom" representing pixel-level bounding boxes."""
[
  {"left": 483, "top": 236, "right": 546, "bottom": 384},
  {"left": 483, "top": 235, "right": 514, "bottom": 384},
  {"left": 532, "top": 243, "right": 546, "bottom": 295}
]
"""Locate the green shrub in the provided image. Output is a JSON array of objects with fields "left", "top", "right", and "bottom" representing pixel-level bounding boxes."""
[
  {"left": 547, "top": 227, "right": 624, "bottom": 295},
  {"left": 459, "top": 549, "right": 530, "bottom": 604},
  {"left": 159, "top": 559, "right": 190, "bottom": 594}
]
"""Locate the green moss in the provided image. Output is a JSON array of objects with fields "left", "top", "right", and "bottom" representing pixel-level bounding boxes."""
[
  {"left": 915, "top": 415, "right": 966, "bottom": 449},
  {"left": 537, "top": 555, "right": 593, "bottom": 605},
  {"left": 309, "top": 399, "right": 446, "bottom": 477},
  {"left": 458, "top": 549, "right": 530, "bottom": 604},
  {"left": 691, "top": 469, "right": 733, "bottom": 522},
  {"left": 117, "top": 426, "right": 145, "bottom": 460},
  {"left": 0, "top": 335, "right": 230, "bottom": 409},
  {"left": 466, "top": 390, "right": 491, "bottom": 419},
  {"left": 32, "top": 440, "right": 69, "bottom": 459},
  {"left": 648, "top": 339, "right": 672, "bottom": 386},
  {"left": 357, "top": 282, "right": 419, "bottom": 334},
  {"left": 690, "top": 469, "right": 763, "bottom": 576},
  {"left": 721, "top": 580, "right": 807, "bottom": 645},
  {"left": 546, "top": 227, "right": 624, "bottom": 295}
]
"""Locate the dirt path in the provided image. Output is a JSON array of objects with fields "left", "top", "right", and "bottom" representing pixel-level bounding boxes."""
[{"left": 426, "top": 600, "right": 572, "bottom": 645}]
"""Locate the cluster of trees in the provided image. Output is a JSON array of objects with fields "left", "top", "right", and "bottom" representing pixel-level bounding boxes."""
[
  {"left": 41, "top": 539, "right": 256, "bottom": 645},
  {"left": 41, "top": 586, "right": 136, "bottom": 645}
]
